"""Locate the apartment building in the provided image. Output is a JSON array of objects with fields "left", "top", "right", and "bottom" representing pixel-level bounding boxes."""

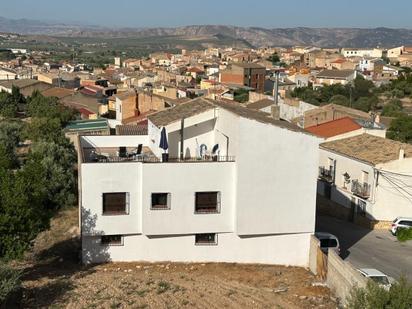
[
  {"left": 78, "top": 97, "right": 321, "bottom": 265},
  {"left": 315, "top": 70, "right": 356, "bottom": 86},
  {"left": 318, "top": 134, "right": 412, "bottom": 227},
  {"left": 341, "top": 48, "right": 383, "bottom": 58},
  {"left": 219, "top": 63, "right": 266, "bottom": 93}
]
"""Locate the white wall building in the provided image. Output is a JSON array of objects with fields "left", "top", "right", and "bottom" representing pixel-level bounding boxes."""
[
  {"left": 341, "top": 48, "right": 383, "bottom": 58},
  {"left": 317, "top": 134, "right": 412, "bottom": 224},
  {"left": 79, "top": 97, "right": 321, "bottom": 265}
]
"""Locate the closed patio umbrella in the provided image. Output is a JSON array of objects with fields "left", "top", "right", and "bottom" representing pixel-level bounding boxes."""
[{"left": 159, "top": 127, "right": 169, "bottom": 161}]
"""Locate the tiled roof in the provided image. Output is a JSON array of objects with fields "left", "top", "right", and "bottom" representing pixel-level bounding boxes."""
[
  {"left": 116, "top": 124, "right": 148, "bottom": 135},
  {"left": 41, "top": 87, "right": 74, "bottom": 99},
  {"left": 305, "top": 117, "right": 362, "bottom": 138},
  {"left": 317, "top": 69, "right": 355, "bottom": 79},
  {"left": 65, "top": 119, "right": 109, "bottom": 132},
  {"left": 148, "top": 97, "right": 215, "bottom": 127},
  {"left": 246, "top": 99, "right": 274, "bottom": 111},
  {"left": 320, "top": 134, "right": 412, "bottom": 165},
  {"left": 232, "top": 63, "right": 265, "bottom": 69}
]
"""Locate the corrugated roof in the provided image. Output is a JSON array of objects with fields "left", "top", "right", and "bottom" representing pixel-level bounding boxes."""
[
  {"left": 320, "top": 134, "right": 412, "bottom": 165},
  {"left": 305, "top": 117, "right": 362, "bottom": 138},
  {"left": 65, "top": 119, "right": 109, "bottom": 131}
]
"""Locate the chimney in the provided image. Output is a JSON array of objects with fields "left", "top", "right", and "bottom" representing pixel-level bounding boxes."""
[
  {"left": 271, "top": 105, "right": 280, "bottom": 120},
  {"left": 399, "top": 148, "right": 405, "bottom": 160}
]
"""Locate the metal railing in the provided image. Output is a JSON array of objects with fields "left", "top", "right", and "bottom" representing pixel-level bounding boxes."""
[
  {"left": 351, "top": 180, "right": 371, "bottom": 198},
  {"left": 318, "top": 166, "right": 334, "bottom": 183},
  {"left": 88, "top": 155, "right": 235, "bottom": 164}
]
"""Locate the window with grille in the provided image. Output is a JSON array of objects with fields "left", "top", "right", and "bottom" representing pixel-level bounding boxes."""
[
  {"left": 195, "top": 233, "right": 217, "bottom": 245},
  {"left": 101, "top": 235, "right": 123, "bottom": 246}
]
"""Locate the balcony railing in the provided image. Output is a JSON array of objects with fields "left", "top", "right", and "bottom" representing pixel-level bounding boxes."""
[
  {"left": 87, "top": 154, "right": 235, "bottom": 164},
  {"left": 318, "top": 166, "right": 334, "bottom": 183},
  {"left": 351, "top": 180, "right": 371, "bottom": 199}
]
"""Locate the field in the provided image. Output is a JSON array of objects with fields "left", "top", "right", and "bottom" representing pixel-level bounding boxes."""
[{"left": 17, "top": 207, "right": 336, "bottom": 308}]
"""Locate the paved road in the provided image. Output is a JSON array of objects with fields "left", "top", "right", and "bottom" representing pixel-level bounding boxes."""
[{"left": 316, "top": 215, "right": 412, "bottom": 281}]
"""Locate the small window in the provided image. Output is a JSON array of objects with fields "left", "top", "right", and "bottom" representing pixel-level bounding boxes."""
[
  {"left": 101, "top": 235, "right": 123, "bottom": 246},
  {"left": 103, "top": 192, "right": 129, "bottom": 215},
  {"left": 195, "top": 233, "right": 217, "bottom": 245},
  {"left": 151, "top": 193, "right": 171, "bottom": 210},
  {"left": 195, "top": 192, "right": 220, "bottom": 214}
]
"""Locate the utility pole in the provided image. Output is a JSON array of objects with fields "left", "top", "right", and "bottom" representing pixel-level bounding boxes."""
[{"left": 273, "top": 70, "right": 280, "bottom": 106}]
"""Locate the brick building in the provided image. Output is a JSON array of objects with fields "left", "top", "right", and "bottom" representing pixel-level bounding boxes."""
[{"left": 220, "top": 63, "right": 266, "bottom": 93}]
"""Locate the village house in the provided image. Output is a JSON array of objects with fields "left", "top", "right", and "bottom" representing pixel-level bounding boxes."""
[
  {"left": 318, "top": 134, "right": 412, "bottom": 228},
  {"left": 220, "top": 63, "right": 266, "bottom": 93},
  {"left": 314, "top": 69, "right": 357, "bottom": 86},
  {"left": 78, "top": 97, "right": 321, "bottom": 265}
]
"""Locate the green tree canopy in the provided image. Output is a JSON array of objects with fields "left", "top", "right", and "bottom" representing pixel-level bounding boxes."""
[{"left": 387, "top": 115, "right": 412, "bottom": 143}]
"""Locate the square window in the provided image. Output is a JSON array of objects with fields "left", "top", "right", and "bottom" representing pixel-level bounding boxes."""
[
  {"left": 195, "top": 233, "right": 217, "bottom": 245},
  {"left": 103, "top": 192, "right": 129, "bottom": 215},
  {"left": 101, "top": 235, "right": 123, "bottom": 246},
  {"left": 151, "top": 193, "right": 171, "bottom": 210},
  {"left": 195, "top": 192, "right": 220, "bottom": 214}
]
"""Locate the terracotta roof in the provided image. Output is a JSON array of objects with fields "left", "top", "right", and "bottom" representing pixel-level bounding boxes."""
[
  {"left": 41, "top": 87, "right": 74, "bottom": 99},
  {"left": 305, "top": 117, "right": 362, "bottom": 138},
  {"left": 320, "top": 134, "right": 412, "bottom": 165},
  {"left": 232, "top": 63, "right": 265, "bottom": 69},
  {"left": 246, "top": 99, "right": 274, "bottom": 111}
]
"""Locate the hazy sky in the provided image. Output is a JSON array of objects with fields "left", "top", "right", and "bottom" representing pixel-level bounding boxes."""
[{"left": 2, "top": 0, "right": 412, "bottom": 29}]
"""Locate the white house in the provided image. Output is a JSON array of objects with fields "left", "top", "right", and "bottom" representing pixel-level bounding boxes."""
[
  {"left": 318, "top": 134, "right": 412, "bottom": 227},
  {"left": 78, "top": 97, "right": 321, "bottom": 265},
  {"left": 341, "top": 48, "right": 383, "bottom": 58}
]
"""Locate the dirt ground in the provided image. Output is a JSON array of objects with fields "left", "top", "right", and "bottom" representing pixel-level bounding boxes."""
[{"left": 16, "top": 207, "right": 337, "bottom": 309}]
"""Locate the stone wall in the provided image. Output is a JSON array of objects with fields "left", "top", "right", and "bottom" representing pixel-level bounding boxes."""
[{"left": 326, "top": 250, "right": 368, "bottom": 305}]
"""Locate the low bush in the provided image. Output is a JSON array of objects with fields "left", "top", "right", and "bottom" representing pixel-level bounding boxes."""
[
  {"left": 0, "top": 263, "right": 22, "bottom": 306},
  {"left": 396, "top": 227, "right": 412, "bottom": 242}
]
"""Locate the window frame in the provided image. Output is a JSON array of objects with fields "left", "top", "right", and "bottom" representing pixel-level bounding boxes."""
[
  {"left": 102, "top": 192, "right": 130, "bottom": 216},
  {"left": 150, "top": 192, "right": 171, "bottom": 210},
  {"left": 195, "top": 233, "right": 218, "bottom": 246},
  {"left": 194, "top": 191, "right": 221, "bottom": 214},
  {"left": 100, "top": 235, "right": 124, "bottom": 246}
]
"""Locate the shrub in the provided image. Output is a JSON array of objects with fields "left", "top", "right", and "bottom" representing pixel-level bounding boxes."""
[
  {"left": 347, "top": 276, "right": 412, "bottom": 309},
  {"left": 396, "top": 228, "right": 412, "bottom": 242},
  {"left": 0, "top": 263, "right": 22, "bottom": 306}
]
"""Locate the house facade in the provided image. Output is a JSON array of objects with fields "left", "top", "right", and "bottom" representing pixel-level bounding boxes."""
[
  {"left": 79, "top": 98, "right": 320, "bottom": 265},
  {"left": 317, "top": 134, "right": 412, "bottom": 228}
]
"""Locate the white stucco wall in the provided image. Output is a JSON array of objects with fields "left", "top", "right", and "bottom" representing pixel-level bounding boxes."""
[
  {"left": 82, "top": 232, "right": 312, "bottom": 266},
  {"left": 235, "top": 118, "right": 320, "bottom": 236}
]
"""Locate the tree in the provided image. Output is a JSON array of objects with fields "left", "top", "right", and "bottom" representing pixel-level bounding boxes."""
[
  {"left": 329, "top": 94, "right": 350, "bottom": 107},
  {"left": 267, "top": 52, "right": 280, "bottom": 65},
  {"left": 348, "top": 277, "right": 412, "bottom": 309},
  {"left": 381, "top": 99, "right": 403, "bottom": 117},
  {"left": 353, "top": 96, "right": 379, "bottom": 113},
  {"left": 387, "top": 115, "right": 412, "bottom": 143}
]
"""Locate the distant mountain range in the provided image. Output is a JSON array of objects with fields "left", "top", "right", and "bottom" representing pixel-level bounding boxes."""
[{"left": 1, "top": 16, "right": 412, "bottom": 48}]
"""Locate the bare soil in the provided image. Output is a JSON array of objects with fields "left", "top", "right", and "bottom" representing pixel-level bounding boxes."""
[{"left": 16, "top": 207, "right": 337, "bottom": 308}]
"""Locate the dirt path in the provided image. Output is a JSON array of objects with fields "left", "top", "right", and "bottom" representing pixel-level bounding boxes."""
[{"left": 17, "top": 207, "right": 336, "bottom": 308}]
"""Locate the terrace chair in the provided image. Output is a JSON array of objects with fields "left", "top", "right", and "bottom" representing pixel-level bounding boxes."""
[
  {"left": 128, "top": 144, "right": 144, "bottom": 161},
  {"left": 118, "top": 146, "right": 127, "bottom": 158}
]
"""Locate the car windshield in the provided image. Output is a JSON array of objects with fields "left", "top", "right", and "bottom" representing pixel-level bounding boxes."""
[{"left": 371, "top": 276, "right": 389, "bottom": 285}]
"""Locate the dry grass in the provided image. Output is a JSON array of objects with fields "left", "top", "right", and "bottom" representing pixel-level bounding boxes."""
[{"left": 16, "top": 207, "right": 336, "bottom": 308}]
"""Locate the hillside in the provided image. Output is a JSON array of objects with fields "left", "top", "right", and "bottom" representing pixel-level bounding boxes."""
[{"left": 1, "top": 16, "right": 412, "bottom": 48}]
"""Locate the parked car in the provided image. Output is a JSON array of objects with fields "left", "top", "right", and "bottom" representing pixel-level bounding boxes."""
[
  {"left": 391, "top": 217, "right": 412, "bottom": 235},
  {"left": 358, "top": 268, "right": 393, "bottom": 290},
  {"left": 315, "top": 232, "right": 340, "bottom": 255}
]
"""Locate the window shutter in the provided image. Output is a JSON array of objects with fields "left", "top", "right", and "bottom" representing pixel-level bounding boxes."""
[
  {"left": 167, "top": 193, "right": 171, "bottom": 209},
  {"left": 126, "top": 192, "right": 130, "bottom": 214},
  {"left": 217, "top": 192, "right": 221, "bottom": 212}
]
